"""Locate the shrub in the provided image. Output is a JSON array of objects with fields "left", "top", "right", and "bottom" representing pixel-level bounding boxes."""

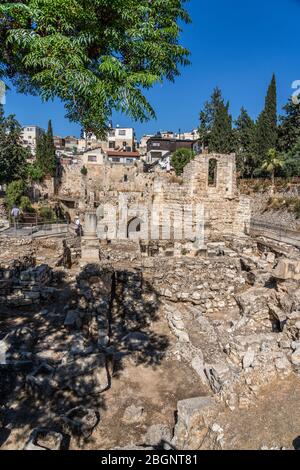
[
  {"left": 5, "top": 180, "right": 27, "bottom": 209},
  {"left": 171, "top": 149, "right": 195, "bottom": 175},
  {"left": 39, "top": 206, "right": 56, "bottom": 222},
  {"left": 81, "top": 165, "right": 88, "bottom": 176},
  {"left": 20, "top": 196, "right": 35, "bottom": 213}
]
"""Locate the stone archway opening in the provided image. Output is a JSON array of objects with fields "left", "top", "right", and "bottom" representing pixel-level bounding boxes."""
[{"left": 127, "top": 217, "right": 143, "bottom": 239}]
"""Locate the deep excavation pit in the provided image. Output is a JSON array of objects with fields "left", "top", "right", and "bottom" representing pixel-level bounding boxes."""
[{"left": 1, "top": 235, "right": 300, "bottom": 450}]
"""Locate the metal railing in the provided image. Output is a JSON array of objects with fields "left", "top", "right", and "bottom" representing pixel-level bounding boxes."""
[{"left": 3, "top": 215, "right": 70, "bottom": 238}]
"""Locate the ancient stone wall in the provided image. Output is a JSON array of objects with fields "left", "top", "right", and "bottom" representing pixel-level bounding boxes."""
[{"left": 57, "top": 154, "right": 251, "bottom": 244}]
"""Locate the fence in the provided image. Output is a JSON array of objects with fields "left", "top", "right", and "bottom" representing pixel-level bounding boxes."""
[
  {"left": 249, "top": 219, "right": 300, "bottom": 249},
  {"left": 2, "top": 216, "right": 71, "bottom": 239}
]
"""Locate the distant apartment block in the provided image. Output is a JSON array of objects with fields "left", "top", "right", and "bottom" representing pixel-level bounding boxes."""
[
  {"left": 85, "top": 126, "right": 136, "bottom": 153},
  {"left": 106, "top": 150, "right": 140, "bottom": 165},
  {"left": 20, "top": 126, "right": 45, "bottom": 156},
  {"left": 146, "top": 135, "right": 196, "bottom": 163}
]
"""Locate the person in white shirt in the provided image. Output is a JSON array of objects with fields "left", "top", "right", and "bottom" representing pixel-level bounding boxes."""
[
  {"left": 11, "top": 205, "right": 20, "bottom": 230},
  {"left": 75, "top": 216, "right": 82, "bottom": 237}
]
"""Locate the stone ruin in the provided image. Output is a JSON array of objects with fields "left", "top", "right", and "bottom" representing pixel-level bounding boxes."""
[{"left": 1, "top": 153, "right": 300, "bottom": 450}]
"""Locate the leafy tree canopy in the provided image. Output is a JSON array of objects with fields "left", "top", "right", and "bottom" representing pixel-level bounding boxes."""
[
  {"left": 0, "top": 0, "right": 190, "bottom": 137},
  {"left": 234, "top": 107, "right": 256, "bottom": 178},
  {"left": 171, "top": 147, "right": 195, "bottom": 175},
  {"left": 0, "top": 104, "right": 29, "bottom": 184}
]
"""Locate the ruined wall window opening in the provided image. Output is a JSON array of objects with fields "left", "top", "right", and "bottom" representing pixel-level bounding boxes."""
[
  {"left": 208, "top": 158, "right": 218, "bottom": 187},
  {"left": 127, "top": 217, "right": 143, "bottom": 238}
]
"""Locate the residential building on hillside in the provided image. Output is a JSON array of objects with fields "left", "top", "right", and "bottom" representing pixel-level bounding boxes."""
[
  {"left": 176, "top": 129, "right": 200, "bottom": 140},
  {"left": 53, "top": 136, "right": 65, "bottom": 150},
  {"left": 20, "top": 126, "right": 45, "bottom": 156},
  {"left": 106, "top": 150, "right": 140, "bottom": 165},
  {"left": 139, "top": 135, "right": 154, "bottom": 156},
  {"left": 64, "top": 136, "right": 79, "bottom": 153},
  {"left": 146, "top": 135, "right": 196, "bottom": 163},
  {"left": 84, "top": 126, "right": 136, "bottom": 153},
  {"left": 82, "top": 148, "right": 105, "bottom": 166}
]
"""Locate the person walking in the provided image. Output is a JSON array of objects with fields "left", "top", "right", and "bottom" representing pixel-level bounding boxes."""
[
  {"left": 75, "top": 216, "right": 82, "bottom": 237},
  {"left": 11, "top": 205, "right": 20, "bottom": 230}
]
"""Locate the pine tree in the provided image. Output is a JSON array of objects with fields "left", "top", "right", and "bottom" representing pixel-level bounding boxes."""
[
  {"left": 36, "top": 120, "right": 57, "bottom": 177},
  {"left": 278, "top": 99, "right": 300, "bottom": 153},
  {"left": 234, "top": 107, "right": 256, "bottom": 177},
  {"left": 209, "top": 100, "right": 234, "bottom": 153},
  {"left": 198, "top": 88, "right": 223, "bottom": 148},
  {"left": 198, "top": 87, "right": 234, "bottom": 153},
  {"left": 0, "top": 104, "right": 29, "bottom": 184},
  {"left": 255, "top": 74, "right": 278, "bottom": 164}
]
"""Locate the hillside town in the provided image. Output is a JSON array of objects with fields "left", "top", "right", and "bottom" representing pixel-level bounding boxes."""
[{"left": 20, "top": 124, "right": 201, "bottom": 168}]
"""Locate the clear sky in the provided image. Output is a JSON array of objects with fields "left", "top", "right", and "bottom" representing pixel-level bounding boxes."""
[{"left": 3, "top": 0, "right": 300, "bottom": 139}]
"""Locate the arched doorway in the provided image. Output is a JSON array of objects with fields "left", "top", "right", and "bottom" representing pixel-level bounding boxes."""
[{"left": 127, "top": 217, "right": 143, "bottom": 239}]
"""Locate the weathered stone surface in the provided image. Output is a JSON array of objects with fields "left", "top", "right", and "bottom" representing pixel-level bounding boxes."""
[
  {"left": 144, "top": 424, "right": 172, "bottom": 448},
  {"left": 243, "top": 350, "right": 255, "bottom": 369},
  {"left": 291, "top": 348, "right": 300, "bottom": 366},
  {"left": 173, "top": 396, "right": 218, "bottom": 450},
  {"left": 122, "top": 405, "right": 145, "bottom": 424},
  {"left": 57, "top": 354, "right": 109, "bottom": 396},
  {"left": 273, "top": 259, "right": 300, "bottom": 281}
]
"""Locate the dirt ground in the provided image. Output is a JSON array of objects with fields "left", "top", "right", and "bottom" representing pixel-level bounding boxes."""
[{"left": 219, "top": 375, "right": 300, "bottom": 450}]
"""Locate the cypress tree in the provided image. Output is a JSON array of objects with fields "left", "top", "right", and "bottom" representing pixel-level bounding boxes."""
[
  {"left": 209, "top": 100, "right": 234, "bottom": 154},
  {"left": 36, "top": 120, "right": 57, "bottom": 177},
  {"left": 255, "top": 74, "right": 278, "bottom": 163},
  {"left": 234, "top": 107, "right": 256, "bottom": 177}
]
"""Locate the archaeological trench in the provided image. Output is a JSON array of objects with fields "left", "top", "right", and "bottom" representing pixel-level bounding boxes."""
[{"left": 1, "top": 154, "right": 300, "bottom": 450}]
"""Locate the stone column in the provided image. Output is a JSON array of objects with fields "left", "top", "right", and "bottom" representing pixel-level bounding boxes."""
[{"left": 81, "top": 210, "right": 100, "bottom": 264}]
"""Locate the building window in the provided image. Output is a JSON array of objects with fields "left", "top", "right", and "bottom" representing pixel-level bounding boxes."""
[
  {"left": 88, "top": 155, "right": 97, "bottom": 162},
  {"left": 118, "top": 130, "right": 126, "bottom": 136},
  {"left": 109, "top": 141, "right": 115, "bottom": 149},
  {"left": 112, "top": 157, "right": 121, "bottom": 162},
  {"left": 109, "top": 130, "right": 115, "bottom": 137},
  {"left": 208, "top": 158, "right": 218, "bottom": 187},
  {"left": 124, "top": 175, "right": 128, "bottom": 182},
  {"left": 151, "top": 151, "right": 162, "bottom": 159},
  {"left": 126, "top": 158, "right": 133, "bottom": 164},
  {"left": 152, "top": 142, "right": 160, "bottom": 148}
]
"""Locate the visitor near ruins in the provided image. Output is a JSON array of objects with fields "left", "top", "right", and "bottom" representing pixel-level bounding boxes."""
[{"left": 0, "top": 0, "right": 300, "bottom": 459}]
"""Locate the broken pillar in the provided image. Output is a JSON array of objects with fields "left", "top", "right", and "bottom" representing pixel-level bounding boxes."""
[{"left": 81, "top": 210, "right": 99, "bottom": 264}]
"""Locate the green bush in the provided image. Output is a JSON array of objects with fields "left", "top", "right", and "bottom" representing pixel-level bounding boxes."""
[
  {"left": 27, "top": 163, "right": 45, "bottom": 182},
  {"left": 20, "top": 196, "right": 35, "bottom": 213},
  {"left": 81, "top": 165, "right": 88, "bottom": 176},
  {"left": 5, "top": 180, "right": 27, "bottom": 210},
  {"left": 39, "top": 206, "right": 56, "bottom": 222},
  {"left": 171, "top": 149, "right": 195, "bottom": 176}
]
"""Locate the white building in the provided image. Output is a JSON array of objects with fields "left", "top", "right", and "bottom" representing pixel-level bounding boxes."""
[
  {"left": 20, "top": 126, "right": 45, "bottom": 156},
  {"left": 81, "top": 147, "right": 105, "bottom": 166},
  {"left": 84, "top": 126, "right": 136, "bottom": 153}
]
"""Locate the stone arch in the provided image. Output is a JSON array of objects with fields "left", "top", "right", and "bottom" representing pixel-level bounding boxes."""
[
  {"left": 208, "top": 158, "right": 218, "bottom": 187},
  {"left": 127, "top": 217, "right": 143, "bottom": 239}
]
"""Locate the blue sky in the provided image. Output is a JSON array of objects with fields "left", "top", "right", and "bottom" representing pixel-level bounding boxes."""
[{"left": 3, "top": 0, "right": 300, "bottom": 139}]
